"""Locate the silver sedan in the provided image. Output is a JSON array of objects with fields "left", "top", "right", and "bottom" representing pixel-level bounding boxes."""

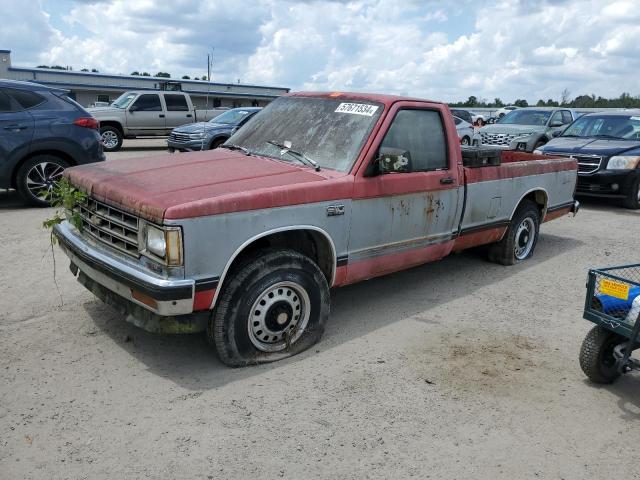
[{"left": 454, "top": 116, "right": 475, "bottom": 145}]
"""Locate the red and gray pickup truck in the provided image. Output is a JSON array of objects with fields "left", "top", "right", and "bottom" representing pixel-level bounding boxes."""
[{"left": 54, "top": 91, "right": 579, "bottom": 366}]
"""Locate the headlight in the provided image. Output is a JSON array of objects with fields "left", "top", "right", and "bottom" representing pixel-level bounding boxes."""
[
  {"left": 533, "top": 149, "right": 543, "bottom": 155},
  {"left": 607, "top": 156, "right": 640, "bottom": 170},
  {"left": 189, "top": 132, "right": 205, "bottom": 139},
  {"left": 143, "top": 224, "right": 183, "bottom": 266}
]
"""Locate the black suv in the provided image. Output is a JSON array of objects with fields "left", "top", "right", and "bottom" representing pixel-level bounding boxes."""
[{"left": 0, "top": 79, "right": 104, "bottom": 206}]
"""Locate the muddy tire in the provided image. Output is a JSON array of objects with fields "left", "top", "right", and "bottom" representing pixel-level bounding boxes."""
[
  {"left": 622, "top": 177, "right": 640, "bottom": 210},
  {"left": 209, "top": 137, "right": 227, "bottom": 150},
  {"left": 488, "top": 200, "right": 540, "bottom": 265},
  {"left": 100, "top": 126, "right": 123, "bottom": 152},
  {"left": 579, "top": 326, "right": 624, "bottom": 384},
  {"left": 208, "top": 248, "right": 330, "bottom": 367},
  {"left": 16, "top": 154, "right": 69, "bottom": 207}
]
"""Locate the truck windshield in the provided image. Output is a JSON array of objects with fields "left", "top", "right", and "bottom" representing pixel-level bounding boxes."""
[
  {"left": 562, "top": 114, "right": 640, "bottom": 140},
  {"left": 111, "top": 92, "right": 137, "bottom": 109},
  {"left": 498, "top": 110, "right": 552, "bottom": 126},
  {"left": 210, "top": 109, "right": 255, "bottom": 125},
  {"left": 228, "top": 96, "right": 383, "bottom": 172}
]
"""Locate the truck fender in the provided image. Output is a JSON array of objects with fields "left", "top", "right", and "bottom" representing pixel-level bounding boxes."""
[
  {"left": 209, "top": 225, "right": 337, "bottom": 310},
  {"left": 507, "top": 188, "right": 549, "bottom": 223}
]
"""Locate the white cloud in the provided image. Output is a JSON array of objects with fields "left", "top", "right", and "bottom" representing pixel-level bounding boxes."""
[{"left": 2, "top": 0, "right": 640, "bottom": 103}]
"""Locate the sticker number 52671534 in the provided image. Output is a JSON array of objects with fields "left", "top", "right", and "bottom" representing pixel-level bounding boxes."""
[{"left": 335, "top": 103, "right": 379, "bottom": 116}]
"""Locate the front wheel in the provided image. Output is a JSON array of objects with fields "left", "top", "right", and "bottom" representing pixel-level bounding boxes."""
[
  {"left": 579, "top": 326, "right": 625, "bottom": 384},
  {"left": 16, "top": 155, "right": 69, "bottom": 207},
  {"left": 488, "top": 200, "right": 540, "bottom": 265},
  {"left": 622, "top": 177, "right": 640, "bottom": 210},
  {"left": 208, "top": 249, "right": 330, "bottom": 367},
  {"left": 209, "top": 137, "right": 227, "bottom": 150},
  {"left": 461, "top": 136, "right": 470, "bottom": 146}
]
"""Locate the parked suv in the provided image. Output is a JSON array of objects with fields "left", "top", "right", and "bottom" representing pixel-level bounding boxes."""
[
  {"left": 167, "top": 107, "right": 260, "bottom": 152},
  {"left": 478, "top": 107, "right": 578, "bottom": 152},
  {"left": 536, "top": 110, "right": 640, "bottom": 209},
  {"left": 0, "top": 79, "right": 104, "bottom": 206}
]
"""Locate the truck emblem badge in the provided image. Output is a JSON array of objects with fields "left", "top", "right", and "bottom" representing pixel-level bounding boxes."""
[{"left": 326, "top": 205, "right": 345, "bottom": 216}]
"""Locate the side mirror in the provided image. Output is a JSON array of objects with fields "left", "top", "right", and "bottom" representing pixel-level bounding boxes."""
[
  {"left": 552, "top": 130, "right": 563, "bottom": 138},
  {"left": 550, "top": 120, "right": 563, "bottom": 127},
  {"left": 376, "top": 147, "right": 411, "bottom": 174},
  {"left": 129, "top": 105, "right": 139, "bottom": 113}
]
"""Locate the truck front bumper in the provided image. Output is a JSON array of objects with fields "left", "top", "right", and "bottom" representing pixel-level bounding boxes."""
[
  {"left": 53, "top": 222, "right": 209, "bottom": 333},
  {"left": 576, "top": 170, "right": 640, "bottom": 198}
]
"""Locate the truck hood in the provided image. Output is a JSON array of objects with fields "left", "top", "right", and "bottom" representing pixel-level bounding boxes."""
[
  {"left": 87, "top": 106, "right": 122, "bottom": 116},
  {"left": 172, "top": 122, "right": 230, "bottom": 134},
  {"left": 540, "top": 137, "right": 640, "bottom": 156},
  {"left": 480, "top": 124, "right": 546, "bottom": 135},
  {"left": 65, "top": 150, "right": 349, "bottom": 222}
]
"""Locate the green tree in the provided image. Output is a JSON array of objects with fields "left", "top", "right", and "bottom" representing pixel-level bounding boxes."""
[
  {"left": 131, "top": 71, "right": 140, "bottom": 76},
  {"left": 155, "top": 72, "right": 171, "bottom": 78},
  {"left": 182, "top": 75, "right": 190, "bottom": 79},
  {"left": 141, "top": 72, "right": 151, "bottom": 76},
  {"left": 513, "top": 99, "right": 529, "bottom": 107}
]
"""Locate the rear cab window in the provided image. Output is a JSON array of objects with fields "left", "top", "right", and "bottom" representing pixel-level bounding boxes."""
[
  {"left": 164, "top": 94, "right": 189, "bottom": 111},
  {"left": 380, "top": 109, "right": 448, "bottom": 172}
]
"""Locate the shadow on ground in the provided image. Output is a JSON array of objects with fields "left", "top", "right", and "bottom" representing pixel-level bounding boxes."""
[{"left": 85, "top": 232, "right": 584, "bottom": 391}]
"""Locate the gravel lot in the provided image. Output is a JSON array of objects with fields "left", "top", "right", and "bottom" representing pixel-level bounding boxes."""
[{"left": 1, "top": 141, "right": 639, "bottom": 479}]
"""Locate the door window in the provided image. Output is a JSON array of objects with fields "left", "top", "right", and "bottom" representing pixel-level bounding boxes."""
[
  {"left": 0, "top": 90, "right": 13, "bottom": 112},
  {"left": 550, "top": 111, "right": 563, "bottom": 125},
  {"left": 380, "top": 109, "right": 448, "bottom": 171},
  {"left": 561, "top": 110, "right": 573, "bottom": 124},
  {"left": 132, "top": 94, "right": 161, "bottom": 111},
  {"left": 164, "top": 94, "right": 189, "bottom": 111},
  {"left": 5, "top": 89, "right": 45, "bottom": 109}
]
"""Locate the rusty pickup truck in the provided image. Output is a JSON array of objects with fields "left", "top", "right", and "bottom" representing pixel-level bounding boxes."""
[{"left": 54, "top": 91, "right": 579, "bottom": 366}]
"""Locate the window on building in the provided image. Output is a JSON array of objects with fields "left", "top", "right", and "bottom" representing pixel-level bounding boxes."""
[
  {"left": 131, "top": 94, "right": 161, "bottom": 111},
  {"left": 213, "top": 98, "right": 221, "bottom": 108},
  {"left": 164, "top": 94, "right": 189, "bottom": 111},
  {"left": 380, "top": 109, "right": 448, "bottom": 172},
  {"left": 5, "top": 89, "right": 46, "bottom": 109},
  {"left": 251, "top": 100, "right": 260, "bottom": 107},
  {"left": 97, "top": 94, "right": 110, "bottom": 103},
  {"left": 0, "top": 90, "right": 13, "bottom": 112}
]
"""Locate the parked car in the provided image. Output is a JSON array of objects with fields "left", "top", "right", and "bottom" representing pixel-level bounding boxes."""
[
  {"left": 167, "top": 107, "right": 261, "bottom": 152},
  {"left": 0, "top": 79, "right": 104, "bottom": 206},
  {"left": 493, "top": 105, "right": 519, "bottom": 119},
  {"left": 479, "top": 107, "right": 578, "bottom": 152},
  {"left": 450, "top": 108, "right": 474, "bottom": 125},
  {"left": 54, "top": 91, "right": 579, "bottom": 366},
  {"left": 453, "top": 115, "right": 475, "bottom": 145},
  {"left": 536, "top": 110, "right": 640, "bottom": 209},
  {"left": 88, "top": 90, "right": 227, "bottom": 152}
]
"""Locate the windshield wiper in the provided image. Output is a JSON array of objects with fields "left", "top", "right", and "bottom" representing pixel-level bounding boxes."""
[
  {"left": 219, "top": 143, "right": 252, "bottom": 155},
  {"left": 267, "top": 140, "right": 320, "bottom": 171},
  {"left": 592, "top": 134, "right": 623, "bottom": 140}
]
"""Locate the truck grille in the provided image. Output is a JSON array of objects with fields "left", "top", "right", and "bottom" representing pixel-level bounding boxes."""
[
  {"left": 480, "top": 132, "right": 519, "bottom": 146},
  {"left": 169, "top": 132, "right": 191, "bottom": 143},
  {"left": 544, "top": 152, "right": 602, "bottom": 174},
  {"left": 77, "top": 198, "right": 140, "bottom": 257}
]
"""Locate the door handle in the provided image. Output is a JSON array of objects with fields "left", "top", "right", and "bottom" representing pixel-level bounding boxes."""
[
  {"left": 159, "top": 114, "right": 165, "bottom": 118},
  {"left": 186, "top": 114, "right": 193, "bottom": 118},
  {"left": 3, "top": 124, "right": 27, "bottom": 131},
  {"left": 440, "top": 177, "right": 454, "bottom": 185}
]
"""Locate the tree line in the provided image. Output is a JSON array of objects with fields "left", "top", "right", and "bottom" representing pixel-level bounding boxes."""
[
  {"left": 34, "top": 65, "right": 209, "bottom": 81},
  {"left": 451, "top": 91, "right": 640, "bottom": 109}
]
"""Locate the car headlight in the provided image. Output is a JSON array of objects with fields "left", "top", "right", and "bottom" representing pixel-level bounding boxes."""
[
  {"left": 533, "top": 149, "right": 543, "bottom": 155},
  {"left": 607, "top": 155, "right": 640, "bottom": 170},
  {"left": 189, "top": 132, "right": 205, "bottom": 139},
  {"left": 143, "top": 224, "right": 183, "bottom": 266}
]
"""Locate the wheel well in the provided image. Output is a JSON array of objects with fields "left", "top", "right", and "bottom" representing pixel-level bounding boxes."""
[
  {"left": 520, "top": 190, "right": 548, "bottom": 218},
  {"left": 209, "top": 136, "right": 229, "bottom": 148},
  {"left": 225, "top": 229, "right": 335, "bottom": 286},
  {"left": 11, "top": 150, "right": 76, "bottom": 189},
  {"left": 100, "top": 121, "right": 123, "bottom": 135}
]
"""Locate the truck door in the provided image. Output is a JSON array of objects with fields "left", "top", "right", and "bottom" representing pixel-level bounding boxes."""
[
  {"left": 126, "top": 94, "right": 165, "bottom": 134},
  {"left": 347, "top": 103, "right": 462, "bottom": 282},
  {"left": 163, "top": 94, "right": 193, "bottom": 131}
]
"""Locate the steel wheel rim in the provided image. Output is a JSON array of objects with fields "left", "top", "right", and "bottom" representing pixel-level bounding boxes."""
[
  {"left": 461, "top": 137, "right": 469, "bottom": 145},
  {"left": 26, "top": 162, "right": 65, "bottom": 200},
  {"left": 248, "top": 281, "right": 311, "bottom": 352},
  {"left": 102, "top": 130, "right": 118, "bottom": 149},
  {"left": 514, "top": 217, "right": 535, "bottom": 260}
]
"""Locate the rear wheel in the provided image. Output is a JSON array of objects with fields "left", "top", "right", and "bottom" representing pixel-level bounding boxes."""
[
  {"left": 16, "top": 155, "right": 69, "bottom": 207},
  {"left": 100, "top": 126, "right": 123, "bottom": 152},
  {"left": 579, "top": 326, "right": 624, "bottom": 384},
  {"left": 622, "top": 177, "right": 640, "bottom": 210},
  {"left": 488, "top": 200, "right": 540, "bottom": 265},
  {"left": 208, "top": 249, "right": 330, "bottom": 367}
]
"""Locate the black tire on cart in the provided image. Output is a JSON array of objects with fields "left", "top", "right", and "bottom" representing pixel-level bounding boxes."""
[
  {"left": 208, "top": 248, "right": 330, "bottom": 367},
  {"left": 622, "top": 177, "right": 640, "bottom": 210},
  {"left": 579, "top": 325, "right": 625, "bottom": 384},
  {"left": 488, "top": 200, "right": 540, "bottom": 265},
  {"left": 100, "top": 126, "right": 123, "bottom": 152}
]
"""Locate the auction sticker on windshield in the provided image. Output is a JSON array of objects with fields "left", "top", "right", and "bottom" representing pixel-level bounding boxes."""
[{"left": 335, "top": 103, "right": 379, "bottom": 116}]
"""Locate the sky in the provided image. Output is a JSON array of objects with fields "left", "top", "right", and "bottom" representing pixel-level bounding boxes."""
[{"left": 1, "top": 0, "right": 639, "bottom": 104}]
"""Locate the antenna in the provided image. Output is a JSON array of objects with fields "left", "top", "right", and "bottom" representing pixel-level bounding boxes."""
[{"left": 201, "top": 48, "right": 214, "bottom": 151}]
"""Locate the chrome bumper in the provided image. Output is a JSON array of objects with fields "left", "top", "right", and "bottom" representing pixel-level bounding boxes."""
[
  {"left": 571, "top": 200, "right": 580, "bottom": 216},
  {"left": 53, "top": 221, "right": 195, "bottom": 316}
]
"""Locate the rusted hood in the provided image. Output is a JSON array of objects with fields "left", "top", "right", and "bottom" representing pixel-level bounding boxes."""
[{"left": 65, "top": 149, "right": 351, "bottom": 222}]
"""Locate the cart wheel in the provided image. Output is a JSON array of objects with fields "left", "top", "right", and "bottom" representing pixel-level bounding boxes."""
[{"left": 579, "top": 326, "right": 625, "bottom": 384}]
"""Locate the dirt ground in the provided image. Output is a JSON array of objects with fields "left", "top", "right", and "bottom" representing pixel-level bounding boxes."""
[{"left": 1, "top": 141, "right": 639, "bottom": 479}]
